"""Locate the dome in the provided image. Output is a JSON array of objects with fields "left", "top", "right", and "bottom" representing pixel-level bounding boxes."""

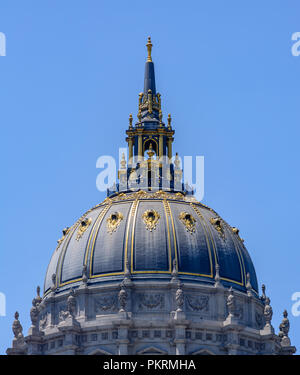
[
  {"left": 7, "top": 37, "right": 296, "bottom": 357},
  {"left": 44, "top": 190, "right": 258, "bottom": 296}
]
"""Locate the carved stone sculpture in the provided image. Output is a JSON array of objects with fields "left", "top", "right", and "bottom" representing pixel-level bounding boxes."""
[
  {"left": 227, "top": 287, "right": 235, "bottom": 318},
  {"left": 175, "top": 282, "right": 184, "bottom": 312},
  {"left": 246, "top": 273, "right": 252, "bottom": 297},
  {"left": 82, "top": 264, "right": 88, "bottom": 285},
  {"left": 67, "top": 289, "right": 77, "bottom": 317},
  {"left": 30, "top": 299, "right": 39, "bottom": 326},
  {"left": 260, "top": 284, "right": 267, "bottom": 304},
  {"left": 51, "top": 273, "right": 56, "bottom": 292},
  {"left": 279, "top": 310, "right": 291, "bottom": 346},
  {"left": 12, "top": 312, "right": 23, "bottom": 339},
  {"left": 263, "top": 297, "right": 273, "bottom": 329},
  {"left": 118, "top": 283, "right": 128, "bottom": 312},
  {"left": 35, "top": 286, "right": 42, "bottom": 306}
]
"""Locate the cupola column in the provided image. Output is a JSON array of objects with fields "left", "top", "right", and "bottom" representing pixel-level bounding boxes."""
[
  {"left": 159, "top": 134, "right": 163, "bottom": 159},
  {"left": 138, "top": 134, "right": 143, "bottom": 161},
  {"left": 128, "top": 138, "right": 133, "bottom": 162},
  {"left": 167, "top": 137, "right": 173, "bottom": 160}
]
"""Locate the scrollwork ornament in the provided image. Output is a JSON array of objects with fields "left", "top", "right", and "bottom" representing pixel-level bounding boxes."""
[
  {"left": 95, "top": 296, "right": 118, "bottom": 313},
  {"left": 106, "top": 212, "right": 123, "bottom": 234},
  {"left": 179, "top": 212, "right": 196, "bottom": 234},
  {"left": 76, "top": 217, "right": 92, "bottom": 241},
  {"left": 142, "top": 209, "right": 160, "bottom": 231},
  {"left": 186, "top": 295, "right": 209, "bottom": 312},
  {"left": 138, "top": 294, "right": 164, "bottom": 310},
  {"left": 210, "top": 217, "right": 225, "bottom": 239}
]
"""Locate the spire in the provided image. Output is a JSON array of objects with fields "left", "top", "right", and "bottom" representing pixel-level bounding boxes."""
[{"left": 144, "top": 37, "right": 156, "bottom": 95}]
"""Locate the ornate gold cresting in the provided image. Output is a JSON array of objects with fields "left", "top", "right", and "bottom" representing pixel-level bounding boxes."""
[
  {"left": 146, "top": 36, "right": 153, "bottom": 62},
  {"left": 179, "top": 212, "right": 196, "bottom": 234},
  {"left": 76, "top": 218, "right": 92, "bottom": 241},
  {"left": 142, "top": 209, "right": 160, "bottom": 231},
  {"left": 106, "top": 212, "right": 124, "bottom": 234}
]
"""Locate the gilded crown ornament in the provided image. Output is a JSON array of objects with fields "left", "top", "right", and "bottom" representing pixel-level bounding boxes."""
[
  {"left": 57, "top": 227, "right": 70, "bottom": 249},
  {"left": 179, "top": 212, "right": 196, "bottom": 234},
  {"left": 106, "top": 212, "right": 123, "bottom": 234},
  {"left": 142, "top": 209, "right": 160, "bottom": 231},
  {"left": 76, "top": 217, "right": 92, "bottom": 241},
  {"left": 210, "top": 217, "right": 225, "bottom": 239}
]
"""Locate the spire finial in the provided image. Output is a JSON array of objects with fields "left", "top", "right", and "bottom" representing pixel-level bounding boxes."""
[
  {"left": 146, "top": 36, "right": 153, "bottom": 62},
  {"left": 129, "top": 113, "right": 133, "bottom": 129}
]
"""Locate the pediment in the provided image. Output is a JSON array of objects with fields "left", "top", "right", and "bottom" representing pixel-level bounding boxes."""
[{"left": 137, "top": 346, "right": 168, "bottom": 355}]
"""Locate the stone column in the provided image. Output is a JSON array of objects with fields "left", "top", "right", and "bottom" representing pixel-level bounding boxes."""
[
  {"left": 138, "top": 134, "right": 143, "bottom": 161},
  {"left": 159, "top": 134, "right": 163, "bottom": 159},
  {"left": 174, "top": 326, "right": 186, "bottom": 355},
  {"left": 167, "top": 137, "right": 172, "bottom": 161},
  {"left": 116, "top": 324, "right": 130, "bottom": 355},
  {"left": 128, "top": 138, "right": 133, "bottom": 163}
]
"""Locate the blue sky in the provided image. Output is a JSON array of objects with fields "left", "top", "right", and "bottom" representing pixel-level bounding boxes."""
[{"left": 1, "top": 1, "right": 300, "bottom": 354}]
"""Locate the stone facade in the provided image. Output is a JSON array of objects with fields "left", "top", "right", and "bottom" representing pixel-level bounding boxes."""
[{"left": 6, "top": 281, "right": 296, "bottom": 355}]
